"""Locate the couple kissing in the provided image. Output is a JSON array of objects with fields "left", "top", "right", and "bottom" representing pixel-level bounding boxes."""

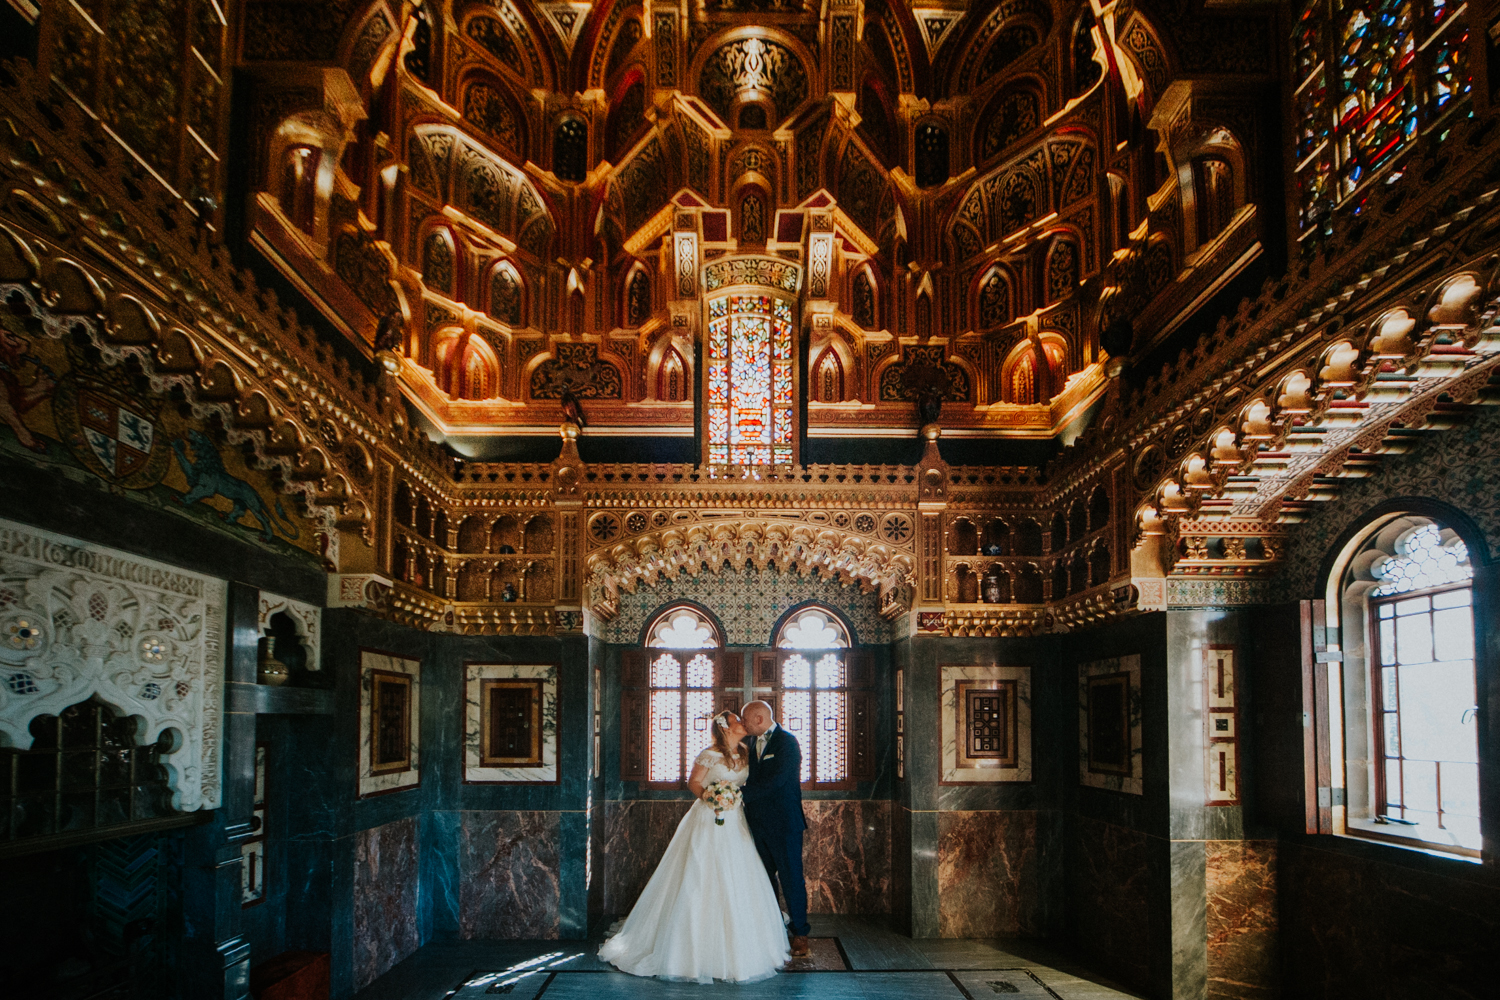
[{"left": 598, "top": 701, "right": 810, "bottom": 984}]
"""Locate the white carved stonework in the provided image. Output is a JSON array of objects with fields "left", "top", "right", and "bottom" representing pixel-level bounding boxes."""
[
  {"left": 258, "top": 591, "right": 322, "bottom": 670},
  {"left": 328, "top": 573, "right": 392, "bottom": 610},
  {"left": 0, "top": 518, "right": 225, "bottom": 811}
]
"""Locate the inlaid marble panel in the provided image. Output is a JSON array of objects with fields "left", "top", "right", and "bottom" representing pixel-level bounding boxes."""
[
  {"left": 463, "top": 663, "right": 558, "bottom": 783},
  {"left": 1068, "top": 816, "right": 1150, "bottom": 989},
  {"left": 803, "top": 799, "right": 891, "bottom": 914},
  {"left": 940, "top": 664, "right": 1031, "bottom": 783},
  {"left": 1206, "top": 840, "right": 1278, "bottom": 999},
  {"left": 937, "top": 810, "right": 1042, "bottom": 937},
  {"left": 1078, "top": 654, "right": 1143, "bottom": 795},
  {"left": 352, "top": 816, "right": 419, "bottom": 991},
  {"left": 600, "top": 799, "right": 692, "bottom": 915},
  {"left": 358, "top": 649, "right": 421, "bottom": 798},
  {"left": 456, "top": 811, "right": 562, "bottom": 939}
]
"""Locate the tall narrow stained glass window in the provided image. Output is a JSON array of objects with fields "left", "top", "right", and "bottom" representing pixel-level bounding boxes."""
[
  {"left": 1292, "top": 1, "right": 1471, "bottom": 234},
  {"left": 706, "top": 294, "right": 794, "bottom": 465}
]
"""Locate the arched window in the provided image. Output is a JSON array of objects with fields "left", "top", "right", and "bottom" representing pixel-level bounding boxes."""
[
  {"left": 1194, "top": 157, "right": 1236, "bottom": 243},
  {"left": 658, "top": 345, "right": 688, "bottom": 401},
  {"left": 1332, "top": 514, "right": 1480, "bottom": 857},
  {"left": 279, "top": 145, "right": 318, "bottom": 233},
  {"left": 1291, "top": 1, "right": 1471, "bottom": 233},
  {"left": 915, "top": 122, "right": 949, "bottom": 189},
  {"left": 812, "top": 346, "right": 845, "bottom": 403},
  {"left": 706, "top": 293, "right": 794, "bottom": 464},
  {"left": 636, "top": 606, "right": 726, "bottom": 784},
  {"left": 489, "top": 261, "right": 523, "bottom": 326},
  {"left": 773, "top": 607, "right": 865, "bottom": 785},
  {"left": 648, "top": 605, "right": 720, "bottom": 648},
  {"left": 554, "top": 117, "right": 588, "bottom": 182},
  {"left": 423, "top": 230, "right": 455, "bottom": 295},
  {"left": 776, "top": 607, "right": 849, "bottom": 649}
]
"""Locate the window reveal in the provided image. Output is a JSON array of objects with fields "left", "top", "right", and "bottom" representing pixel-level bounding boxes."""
[{"left": 706, "top": 294, "right": 794, "bottom": 465}]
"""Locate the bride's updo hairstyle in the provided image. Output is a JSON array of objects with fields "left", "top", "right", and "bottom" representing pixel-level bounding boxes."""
[{"left": 709, "top": 710, "right": 747, "bottom": 766}]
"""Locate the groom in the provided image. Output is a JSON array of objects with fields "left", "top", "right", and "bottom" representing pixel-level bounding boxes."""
[{"left": 740, "top": 700, "right": 811, "bottom": 958}]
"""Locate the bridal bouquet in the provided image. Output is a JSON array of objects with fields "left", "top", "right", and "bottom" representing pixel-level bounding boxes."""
[{"left": 703, "top": 780, "right": 741, "bottom": 826}]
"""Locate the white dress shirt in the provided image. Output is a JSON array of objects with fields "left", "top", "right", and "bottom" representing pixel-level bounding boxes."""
[{"left": 755, "top": 722, "right": 778, "bottom": 760}]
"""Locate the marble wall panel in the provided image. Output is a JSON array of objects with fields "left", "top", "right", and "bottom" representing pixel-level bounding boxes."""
[
  {"left": 940, "top": 665, "right": 1032, "bottom": 783},
  {"left": 455, "top": 811, "right": 562, "bottom": 939},
  {"left": 1206, "top": 840, "right": 1278, "bottom": 999},
  {"left": 352, "top": 817, "right": 419, "bottom": 992},
  {"left": 937, "top": 810, "right": 1043, "bottom": 937},
  {"left": 601, "top": 799, "right": 692, "bottom": 915},
  {"left": 802, "top": 799, "right": 891, "bottom": 914},
  {"left": 1279, "top": 841, "right": 1500, "bottom": 1000},
  {"left": 1067, "top": 816, "right": 1151, "bottom": 989},
  {"left": 358, "top": 650, "right": 422, "bottom": 798}
]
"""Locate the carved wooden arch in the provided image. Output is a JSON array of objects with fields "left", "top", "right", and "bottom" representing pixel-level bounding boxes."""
[
  {"left": 619, "top": 259, "right": 653, "bottom": 329},
  {"left": 869, "top": 0, "right": 929, "bottom": 94},
  {"left": 455, "top": 0, "right": 558, "bottom": 89},
  {"left": 600, "top": 4, "right": 648, "bottom": 87},
  {"left": 970, "top": 259, "right": 1018, "bottom": 331},
  {"left": 454, "top": 65, "right": 531, "bottom": 157},
  {"left": 687, "top": 25, "right": 822, "bottom": 130},
  {"left": 606, "top": 65, "right": 651, "bottom": 162},
  {"left": 1112, "top": 11, "right": 1175, "bottom": 111},
  {"left": 584, "top": 519, "right": 916, "bottom": 621},
  {"left": 483, "top": 256, "right": 527, "bottom": 328},
  {"left": 810, "top": 335, "right": 857, "bottom": 403},
  {"left": 580, "top": 0, "right": 647, "bottom": 90},
  {"left": 848, "top": 261, "right": 880, "bottom": 330},
  {"left": 972, "top": 73, "right": 1050, "bottom": 165},
  {"left": 935, "top": 0, "right": 1053, "bottom": 96},
  {"left": 338, "top": 2, "right": 402, "bottom": 84},
  {"left": 418, "top": 222, "right": 461, "bottom": 299},
  {"left": 643, "top": 329, "right": 693, "bottom": 402}
]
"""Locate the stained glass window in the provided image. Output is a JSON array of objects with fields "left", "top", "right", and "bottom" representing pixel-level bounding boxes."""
[
  {"left": 1371, "top": 523, "right": 1471, "bottom": 596},
  {"left": 706, "top": 294, "right": 794, "bottom": 465},
  {"left": 1293, "top": 1, "right": 1471, "bottom": 233}
]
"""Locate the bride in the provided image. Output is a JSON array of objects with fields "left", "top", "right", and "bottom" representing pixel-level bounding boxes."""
[{"left": 598, "top": 710, "right": 791, "bottom": 983}]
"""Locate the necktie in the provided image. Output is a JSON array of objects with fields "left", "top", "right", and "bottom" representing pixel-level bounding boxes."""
[{"left": 757, "top": 733, "right": 768, "bottom": 759}]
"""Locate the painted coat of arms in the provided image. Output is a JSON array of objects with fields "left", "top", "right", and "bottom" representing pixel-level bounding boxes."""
[{"left": 53, "top": 374, "right": 170, "bottom": 488}]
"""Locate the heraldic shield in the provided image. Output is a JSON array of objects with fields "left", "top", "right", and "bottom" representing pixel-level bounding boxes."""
[{"left": 53, "top": 369, "right": 170, "bottom": 489}]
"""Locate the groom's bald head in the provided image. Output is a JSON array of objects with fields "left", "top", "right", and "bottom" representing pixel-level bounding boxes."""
[{"left": 742, "top": 700, "right": 775, "bottom": 735}]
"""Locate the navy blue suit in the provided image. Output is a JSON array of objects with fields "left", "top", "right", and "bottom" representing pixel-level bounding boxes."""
[{"left": 741, "top": 725, "right": 810, "bottom": 937}]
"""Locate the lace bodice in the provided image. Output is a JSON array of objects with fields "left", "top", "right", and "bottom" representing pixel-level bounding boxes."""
[{"left": 694, "top": 748, "right": 749, "bottom": 787}]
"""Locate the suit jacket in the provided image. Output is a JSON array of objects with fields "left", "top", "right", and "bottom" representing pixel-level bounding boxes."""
[{"left": 742, "top": 726, "right": 808, "bottom": 836}]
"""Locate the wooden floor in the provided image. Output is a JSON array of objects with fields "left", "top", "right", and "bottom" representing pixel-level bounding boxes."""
[{"left": 354, "top": 915, "right": 1145, "bottom": 1000}]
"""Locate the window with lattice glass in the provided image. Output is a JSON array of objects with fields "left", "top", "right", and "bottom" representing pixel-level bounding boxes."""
[
  {"left": 1368, "top": 525, "right": 1479, "bottom": 851},
  {"left": 619, "top": 607, "right": 734, "bottom": 785},
  {"left": 764, "top": 607, "right": 874, "bottom": 787}
]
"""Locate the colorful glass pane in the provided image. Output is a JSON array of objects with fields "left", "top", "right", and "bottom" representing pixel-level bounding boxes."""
[
  {"left": 1294, "top": 1, "right": 1328, "bottom": 81},
  {"left": 1295, "top": 69, "right": 1331, "bottom": 162},
  {"left": 1335, "top": 3, "right": 1416, "bottom": 196},
  {"left": 1430, "top": 24, "right": 1470, "bottom": 109},
  {"left": 706, "top": 294, "right": 794, "bottom": 465}
]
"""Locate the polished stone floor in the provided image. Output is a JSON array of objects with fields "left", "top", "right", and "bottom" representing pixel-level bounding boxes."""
[{"left": 353, "top": 916, "right": 1144, "bottom": 1000}]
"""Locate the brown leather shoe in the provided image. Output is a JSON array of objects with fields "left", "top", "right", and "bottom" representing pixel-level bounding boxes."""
[{"left": 790, "top": 935, "right": 811, "bottom": 958}]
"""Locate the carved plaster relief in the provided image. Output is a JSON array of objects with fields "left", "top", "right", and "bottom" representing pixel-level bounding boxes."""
[
  {"left": 0, "top": 518, "right": 225, "bottom": 811},
  {"left": 258, "top": 591, "right": 321, "bottom": 670}
]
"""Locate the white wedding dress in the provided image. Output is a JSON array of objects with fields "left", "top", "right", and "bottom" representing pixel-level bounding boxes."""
[{"left": 598, "top": 748, "right": 790, "bottom": 983}]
